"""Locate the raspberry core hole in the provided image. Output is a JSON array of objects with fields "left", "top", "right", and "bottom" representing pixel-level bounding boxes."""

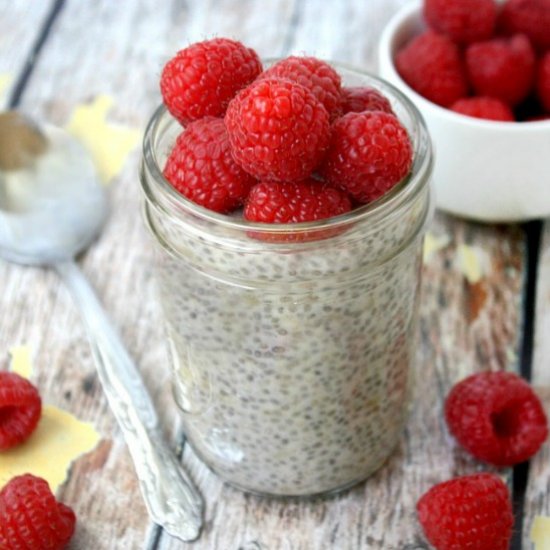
[
  {"left": 0, "top": 406, "right": 16, "bottom": 424},
  {"left": 491, "top": 404, "right": 522, "bottom": 438}
]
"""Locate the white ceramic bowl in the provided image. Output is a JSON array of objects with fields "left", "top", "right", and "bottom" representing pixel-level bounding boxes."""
[{"left": 378, "top": 1, "right": 550, "bottom": 222}]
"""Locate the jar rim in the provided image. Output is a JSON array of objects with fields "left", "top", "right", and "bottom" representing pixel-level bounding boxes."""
[{"left": 141, "top": 63, "right": 433, "bottom": 235}]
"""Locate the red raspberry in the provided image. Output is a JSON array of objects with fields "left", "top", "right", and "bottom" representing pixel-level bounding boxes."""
[
  {"left": 395, "top": 30, "right": 468, "bottom": 107},
  {"left": 160, "top": 38, "right": 262, "bottom": 125},
  {"left": 424, "top": 0, "right": 497, "bottom": 44},
  {"left": 320, "top": 111, "right": 413, "bottom": 204},
  {"left": 163, "top": 117, "right": 255, "bottom": 213},
  {"left": 466, "top": 34, "right": 536, "bottom": 107},
  {"left": 499, "top": 0, "right": 550, "bottom": 52},
  {"left": 260, "top": 56, "right": 342, "bottom": 120},
  {"left": 340, "top": 86, "right": 394, "bottom": 115},
  {"left": 537, "top": 52, "right": 550, "bottom": 112},
  {"left": 225, "top": 78, "right": 330, "bottom": 182},
  {"left": 244, "top": 179, "right": 352, "bottom": 242},
  {"left": 0, "top": 474, "right": 76, "bottom": 550},
  {"left": 451, "top": 97, "right": 515, "bottom": 121},
  {"left": 244, "top": 179, "right": 351, "bottom": 223},
  {"left": 445, "top": 371, "right": 548, "bottom": 466},
  {"left": 417, "top": 473, "right": 513, "bottom": 550},
  {"left": 0, "top": 371, "right": 41, "bottom": 450}
]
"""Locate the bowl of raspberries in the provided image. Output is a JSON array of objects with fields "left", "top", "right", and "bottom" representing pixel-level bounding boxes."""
[{"left": 379, "top": 0, "right": 550, "bottom": 222}]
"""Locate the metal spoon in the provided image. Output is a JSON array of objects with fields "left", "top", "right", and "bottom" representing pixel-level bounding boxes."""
[{"left": 0, "top": 111, "right": 203, "bottom": 542}]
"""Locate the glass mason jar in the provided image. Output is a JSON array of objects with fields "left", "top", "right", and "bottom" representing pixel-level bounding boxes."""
[{"left": 140, "top": 66, "right": 433, "bottom": 497}]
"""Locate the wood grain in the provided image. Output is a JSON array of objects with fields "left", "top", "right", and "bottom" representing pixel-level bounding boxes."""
[
  {"left": 0, "top": 0, "right": 531, "bottom": 548},
  {"left": 524, "top": 221, "right": 550, "bottom": 548}
]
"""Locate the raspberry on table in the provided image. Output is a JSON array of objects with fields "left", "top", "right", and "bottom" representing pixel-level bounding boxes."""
[
  {"left": 537, "top": 52, "right": 550, "bottom": 113},
  {"left": 451, "top": 97, "right": 515, "bottom": 121},
  {"left": 225, "top": 78, "right": 330, "bottom": 182},
  {"left": 244, "top": 179, "right": 352, "bottom": 224},
  {"left": 260, "top": 56, "right": 343, "bottom": 120},
  {"left": 424, "top": 0, "right": 497, "bottom": 44},
  {"left": 160, "top": 38, "right": 262, "bottom": 125},
  {"left": 417, "top": 473, "right": 514, "bottom": 550},
  {"left": 395, "top": 30, "right": 468, "bottom": 107},
  {"left": 340, "top": 86, "right": 394, "bottom": 115},
  {"left": 320, "top": 111, "right": 413, "bottom": 204},
  {"left": 0, "top": 474, "right": 76, "bottom": 550},
  {"left": 466, "top": 34, "right": 536, "bottom": 107},
  {"left": 499, "top": 0, "right": 550, "bottom": 52},
  {"left": 0, "top": 371, "right": 42, "bottom": 450},
  {"left": 163, "top": 117, "right": 256, "bottom": 213},
  {"left": 445, "top": 371, "right": 548, "bottom": 466}
]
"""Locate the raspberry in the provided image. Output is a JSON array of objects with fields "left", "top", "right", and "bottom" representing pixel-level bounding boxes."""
[
  {"left": 225, "top": 78, "right": 330, "bottom": 182},
  {"left": 244, "top": 179, "right": 352, "bottom": 242},
  {"left": 451, "top": 97, "right": 515, "bottom": 121},
  {"left": 160, "top": 38, "right": 262, "bottom": 125},
  {"left": 417, "top": 473, "right": 513, "bottom": 550},
  {"left": 163, "top": 117, "right": 255, "bottom": 213},
  {"left": 395, "top": 30, "right": 468, "bottom": 107},
  {"left": 320, "top": 111, "right": 413, "bottom": 204},
  {"left": 0, "top": 371, "right": 41, "bottom": 450},
  {"left": 340, "top": 86, "right": 394, "bottom": 115},
  {"left": 537, "top": 52, "right": 550, "bottom": 112},
  {"left": 499, "top": 0, "right": 550, "bottom": 52},
  {"left": 260, "top": 56, "right": 343, "bottom": 120},
  {"left": 424, "top": 0, "right": 497, "bottom": 44},
  {"left": 466, "top": 34, "right": 536, "bottom": 107},
  {"left": 0, "top": 474, "right": 76, "bottom": 550},
  {"left": 445, "top": 371, "right": 548, "bottom": 466},
  {"left": 244, "top": 179, "right": 352, "bottom": 223}
]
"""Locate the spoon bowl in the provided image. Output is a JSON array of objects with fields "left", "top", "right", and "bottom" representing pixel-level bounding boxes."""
[{"left": 0, "top": 122, "right": 107, "bottom": 265}]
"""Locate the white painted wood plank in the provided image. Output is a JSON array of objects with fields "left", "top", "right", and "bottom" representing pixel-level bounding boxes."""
[{"left": 285, "top": 0, "right": 409, "bottom": 68}]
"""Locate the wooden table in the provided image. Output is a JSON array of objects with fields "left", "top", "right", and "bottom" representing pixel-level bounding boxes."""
[{"left": 0, "top": 1, "right": 548, "bottom": 548}]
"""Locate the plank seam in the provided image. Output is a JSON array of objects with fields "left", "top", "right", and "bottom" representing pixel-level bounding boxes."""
[
  {"left": 8, "top": 0, "right": 66, "bottom": 109},
  {"left": 144, "top": 525, "right": 163, "bottom": 550},
  {"left": 519, "top": 221, "right": 543, "bottom": 380},
  {"left": 511, "top": 220, "right": 543, "bottom": 550}
]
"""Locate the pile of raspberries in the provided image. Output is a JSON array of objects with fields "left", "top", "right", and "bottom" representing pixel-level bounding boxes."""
[
  {"left": 160, "top": 38, "right": 414, "bottom": 221},
  {"left": 0, "top": 372, "right": 75, "bottom": 549},
  {"left": 396, "top": 0, "right": 550, "bottom": 122}
]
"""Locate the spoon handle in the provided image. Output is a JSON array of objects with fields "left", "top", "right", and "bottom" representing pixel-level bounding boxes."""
[{"left": 55, "top": 260, "right": 203, "bottom": 542}]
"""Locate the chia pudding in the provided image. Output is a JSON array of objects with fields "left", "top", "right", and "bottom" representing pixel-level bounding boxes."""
[{"left": 140, "top": 68, "right": 433, "bottom": 496}]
